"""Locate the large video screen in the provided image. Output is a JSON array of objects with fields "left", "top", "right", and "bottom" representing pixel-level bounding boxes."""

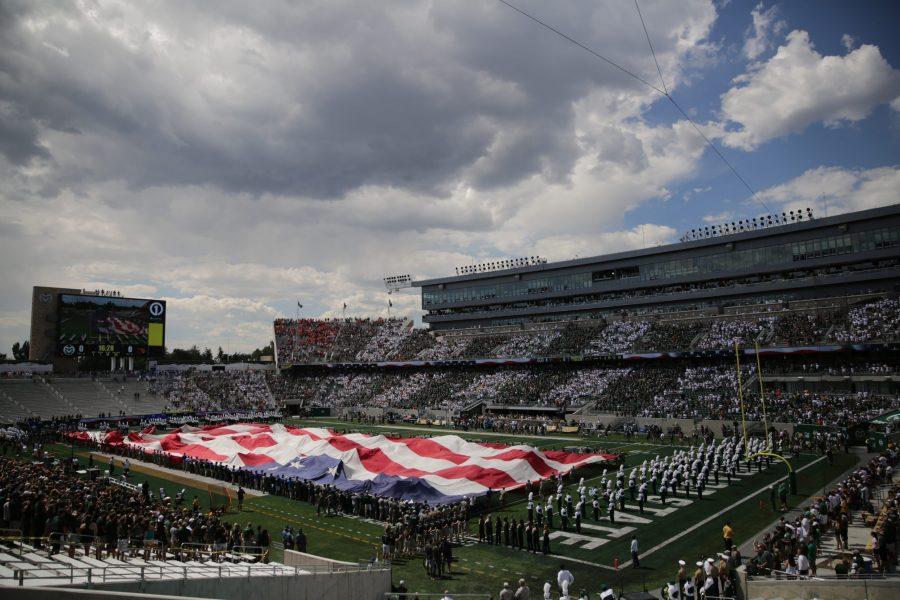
[{"left": 57, "top": 294, "right": 166, "bottom": 357}]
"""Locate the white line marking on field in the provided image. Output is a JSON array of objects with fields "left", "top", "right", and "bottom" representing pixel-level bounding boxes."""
[
  {"left": 579, "top": 522, "right": 635, "bottom": 538},
  {"left": 550, "top": 530, "right": 609, "bottom": 550},
  {"left": 641, "top": 455, "right": 828, "bottom": 560},
  {"left": 545, "top": 553, "right": 618, "bottom": 571}
]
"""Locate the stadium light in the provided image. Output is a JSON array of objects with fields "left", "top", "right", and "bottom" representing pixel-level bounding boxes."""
[
  {"left": 454, "top": 255, "right": 548, "bottom": 277},
  {"left": 680, "top": 206, "right": 816, "bottom": 244},
  {"left": 383, "top": 274, "right": 412, "bottom": 292}
]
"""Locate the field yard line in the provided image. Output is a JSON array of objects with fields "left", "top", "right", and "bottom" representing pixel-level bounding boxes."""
[
  {"left": 640, "top": 455, "right": 828, "bottom": 560},
  {"left": 546, "top": 552, "right": 618, "bottom": 571}
]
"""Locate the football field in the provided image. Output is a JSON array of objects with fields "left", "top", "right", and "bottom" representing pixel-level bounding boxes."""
[
  {"left": 54, "top": 419, "right": 859, "bottom": 597},
  {"left": 282, "top": 418, "right": 858, "bottom": 595}
]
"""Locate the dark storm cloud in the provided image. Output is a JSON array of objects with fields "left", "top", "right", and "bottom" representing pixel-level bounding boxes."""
[{"left": 0, "top": 0, "right": 698, "bottom": 199}]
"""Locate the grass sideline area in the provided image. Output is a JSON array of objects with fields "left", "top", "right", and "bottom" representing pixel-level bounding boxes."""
[{"left": 47, "top": 419, "right": 860, "bottom": 597}]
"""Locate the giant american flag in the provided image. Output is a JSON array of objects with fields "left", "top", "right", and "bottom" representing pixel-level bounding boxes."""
[{"left": 81, "top": 423, "right": 617, "bottom": 504}]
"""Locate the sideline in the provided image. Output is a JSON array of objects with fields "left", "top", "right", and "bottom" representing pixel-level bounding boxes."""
[
  {"left": 736, "top": 449, "right": 868, "bottom": 558},
  {"left": 68, "top": 449, "right": 267, "bottom": 497}
]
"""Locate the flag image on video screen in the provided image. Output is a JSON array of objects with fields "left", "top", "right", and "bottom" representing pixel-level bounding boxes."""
[{"left": 57, "top": 294, "right": 166, "bottom": 357}]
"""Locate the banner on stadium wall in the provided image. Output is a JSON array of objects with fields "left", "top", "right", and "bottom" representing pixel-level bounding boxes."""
[
  {"left": 77, "top": 410, "right": 282, "bottom": 426},
  {"left": 870, "top": 409, "right": 900, "bottom": 427},
  {"left": 287, "top": 342, "right": 899, "bottom": 370}
]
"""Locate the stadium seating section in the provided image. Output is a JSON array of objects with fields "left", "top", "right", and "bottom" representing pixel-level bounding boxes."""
[
  {"left": 274, "top": 297, "right": 900, "bottom": 364},
  {"left": 0, "top": 371, "right": 275, "bottom": 424},
  {"left": 0, "top": 297, "right": 896, "bottom": 426}
]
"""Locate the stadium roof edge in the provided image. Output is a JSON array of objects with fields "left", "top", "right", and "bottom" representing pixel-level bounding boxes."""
[{"left": 411, "top": 203, "right": 900, "bottom": 287}]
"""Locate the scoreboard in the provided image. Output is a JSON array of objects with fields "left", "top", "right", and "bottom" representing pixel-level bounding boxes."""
[{"left": 57, "top": 294, "right": 166, "bottom": 357}]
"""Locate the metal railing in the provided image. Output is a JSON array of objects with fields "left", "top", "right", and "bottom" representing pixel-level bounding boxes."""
[
  {"left": 4, "top": 559, "right": 390, "bottom": 587},
  {"left": 383, "top": 594, "right": 491, "bottom": 600},
  {"left": 107, "top": 476, "right": 141, "bottom": 492},
  {"left": 766, "top": 569, "right": 900, "bottom": 581},
  {"left": 6, "top": 530, "right": 272, "bottom": 566},
  {"left": 0, "top": 530, "right": 24, "bottom": 557}
]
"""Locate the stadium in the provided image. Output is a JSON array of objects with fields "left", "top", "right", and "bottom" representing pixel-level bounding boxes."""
[
  {"left": 0, "top": 201, "right": 897, "bottom": 600},
  {"left": 2, "top": 2, "right": 900, "bottom": 600}
]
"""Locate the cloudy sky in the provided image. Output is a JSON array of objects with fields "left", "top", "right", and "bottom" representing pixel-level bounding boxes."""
[{"left": 1, "top": 0, "right": 899, "bottom": 354}]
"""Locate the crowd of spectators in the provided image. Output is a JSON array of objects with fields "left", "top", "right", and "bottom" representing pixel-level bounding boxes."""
[
  {"left": 0, "top": 455, "right": 270, "bottom": 563},
  {"left": 544, "top": 368, "right": 631, "bottom": 408},
  {"left": 92, "top": 441, "right": 469, "bottom": 569},
  {"left": 764, "top": 361, "right": 898, "bottom": 376},
  {"left": 457, "top": 371, "right": 530, "bottom": 405},
  {"left": 274, "top": 357, "right": 899, "bottom": 427},
  {"left": 630, "top": 366, "right": 742, "bottom": 420},
  {"left": 273, "top": 317, "right": 419, "bottom": 363},
  {"left": 585, "top": 321, "right": 650, "bottom": 355},
  {"left": 149, "top": 371, "right": 274, "bottom": 413},
  {"left": 770, "top": 312, "right": 833, "bottom": 346},
  {"left": 356, "top": 319, "right": 416, "bottom": 362},
  {"left": 635, "top": 321, "right": 705, "bottom": 353},
  {"left": 758, "top": 390, "right": 897, "bottom": 428},
  {"left": 371, "top": 372, "right": 440, "bottom": 409},
  {"left": 415, "top": 336, "right": 469, "bottom": 360},
  {"left": 273, "top": 318, "right": 340, "bottom": 363},
  {"left": 834, "top": 299, "right": 900, "bottom": 343},
  {"left": 696, "top": 319, "right": 768, "bottom": 350},
  {"left": 747, "top": 446, "right": 898, "bottom": 577},
  {"left": 492, "top": 331, "right": 560, "bottom": 358},
  {"left": 273, "top": 298, "right": 898, "bottom": 366}
]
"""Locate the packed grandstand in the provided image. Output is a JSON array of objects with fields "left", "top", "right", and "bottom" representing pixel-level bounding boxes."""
[
  {"left": 273, "top": 298, "right": 900, "bottom": 365},
  {"left": 3, "top": 297, "right": 898, "bottom": 426}
]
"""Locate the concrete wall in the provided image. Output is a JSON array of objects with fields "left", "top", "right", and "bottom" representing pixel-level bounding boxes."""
[
  {"left": 55, "top": 568, "right": 392, "bottom": 600},
  {"left": 0, "top": 587, "right": 207, "bottom": 600},
  {"left": 575, "top": 414, "right": 795, "bottom": 437},
  {"left": 282, "top": 548, "right": 356, "bottom": 568},
  {"left": 745, "top": 577, "right": 900, "bottom": 600}
]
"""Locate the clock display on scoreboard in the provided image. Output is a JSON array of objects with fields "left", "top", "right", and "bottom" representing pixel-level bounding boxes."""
[{"left": 57, "top": 294, "right": 166, "bottom": 357}]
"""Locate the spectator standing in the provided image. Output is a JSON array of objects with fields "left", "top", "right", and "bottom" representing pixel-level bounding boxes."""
[
  {"left": 722, "top": 521, "right": 734, "bottom": 551},
  {"left": 515, "top": 578, "right": 530, "bottom": 600},
  {"left": 395, "top": 580, "right": 407, "bottom": 600},
  {"left": 557, "top": 563, "right": 574, "bottom": 599}
]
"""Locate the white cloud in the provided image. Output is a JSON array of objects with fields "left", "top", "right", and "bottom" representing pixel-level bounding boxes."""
[
  {"left": 720, "top": 30, "right": 900, "bottom": 150},
  {"left": 758, "top": 165, "right": 900, "bottom": 216},
  {"left": 0, "top": 1, "right": 732, "bottom": 354},
  {"left": 743, "top": 3, "right": 785, "bottom": 60},
  {"left": 702, "top": 211, "right": 734, "bottom": 223},
  {"left": 528, "top": 225, "right": 678, "bottom": 260},
  {"left": 841, "top": 34, "right": 856, "bottom": 52},
  {"left": 682, "top": 185, "right": 712, "bottom": 201}
]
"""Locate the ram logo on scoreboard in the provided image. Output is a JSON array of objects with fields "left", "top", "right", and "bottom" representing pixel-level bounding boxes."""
[{"left": 56, "top": 294, "right": 166, "bottom": 357}]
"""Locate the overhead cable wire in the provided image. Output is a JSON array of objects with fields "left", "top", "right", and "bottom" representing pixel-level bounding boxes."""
[
  {"left": 496, "top": 0, "right": 772, "bottom": 214},
  {"left": 495, "top": 0, "right": 666, "bottom": 95},
  {"left": 632, "top": 0, "right": 771, "bottom": 214},
  {"left": 633, "top": 0, "right": 668, "bottom": 95}
]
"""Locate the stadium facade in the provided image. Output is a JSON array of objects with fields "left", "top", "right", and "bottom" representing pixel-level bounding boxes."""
[{"left": 413, "top": 204, "right": 900, "bottom": 330}]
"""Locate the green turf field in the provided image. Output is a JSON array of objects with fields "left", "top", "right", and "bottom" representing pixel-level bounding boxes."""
[{"left": 50, "top": 419, "right": 860, "bottom": 598}]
